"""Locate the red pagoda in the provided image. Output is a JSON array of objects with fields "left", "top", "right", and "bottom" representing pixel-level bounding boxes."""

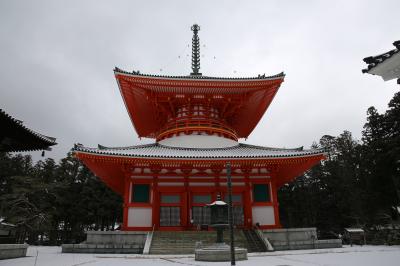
[{"left": 74, "top": 25, "right": 325, "bottom": 231}]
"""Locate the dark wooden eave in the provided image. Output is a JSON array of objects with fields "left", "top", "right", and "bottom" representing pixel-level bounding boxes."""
[{"left": 0, "top": 109, "right": 57, "bottom": 152}]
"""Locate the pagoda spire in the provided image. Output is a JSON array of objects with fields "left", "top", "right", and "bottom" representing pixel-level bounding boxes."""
[{"left": 190, "top": 24, "right": 202, "bottom": 76}]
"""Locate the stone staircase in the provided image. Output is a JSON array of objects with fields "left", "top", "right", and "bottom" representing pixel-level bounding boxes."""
[
  {"left": 242, "top": 229, "right": 268, "bottom": 252},
  {"left": 149, "top": 230, "right": 248, "bottom": 254}
]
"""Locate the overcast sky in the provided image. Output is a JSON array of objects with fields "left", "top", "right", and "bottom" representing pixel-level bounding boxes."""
[{"left": 1, "top": 0, "right": 399, "bottom": 162}]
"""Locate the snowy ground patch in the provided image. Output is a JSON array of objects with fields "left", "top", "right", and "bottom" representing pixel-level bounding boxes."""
[{"left": 0, "top": 245, "right": 399, "bottom": 266}]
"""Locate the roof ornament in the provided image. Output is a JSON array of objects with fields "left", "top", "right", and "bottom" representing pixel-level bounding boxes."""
[{"left": 190, "top": 24, "right": 202, "bottom": 76}]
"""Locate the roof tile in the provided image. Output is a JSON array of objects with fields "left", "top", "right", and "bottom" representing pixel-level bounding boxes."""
[{"left": 73, "top": 143, "right": 325, "bottom": 159}]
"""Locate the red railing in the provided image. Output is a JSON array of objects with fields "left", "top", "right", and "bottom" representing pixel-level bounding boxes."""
[{"left": 157, "top": 116, "right": 237, "bottom": 142}]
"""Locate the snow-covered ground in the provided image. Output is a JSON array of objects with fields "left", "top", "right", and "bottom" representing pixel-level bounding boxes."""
[{"left": 1, "top": 245, "right": 400, "bottom": 266}]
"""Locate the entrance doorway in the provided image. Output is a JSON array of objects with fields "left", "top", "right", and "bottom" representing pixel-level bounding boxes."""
[
  {"left": 159, "top": 194, "right": 181, "bottom": 227},
  {"left": 232, "top": 206, "right": 244, "bottom": 226},
  {"left": 160, "top": 206, "right": 180, "bottom": 226},
  {"left": 191, "top": 193, "right": 212, "bottom": 228},
  {"left": 192, "top": 206, "right": 211, "bottom": 225},
  {"left": 224, "top": 193, "right": 244, "bottom": 226}
]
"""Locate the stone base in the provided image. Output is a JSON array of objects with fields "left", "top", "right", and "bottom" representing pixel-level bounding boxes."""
[
  {"left": 0, "top": 244, "right": 28, "bottom": 260},
  {"left": 61, "top": 231, "right": 147, "bottom": 254},
  {"left": 62, "top": 243, "right": 142, "bottom": 254},
  {"left": 271, "top": 239, "right": 342, "bottom": 250},
  {"left": 262, "top": 228, "right": 342, "bottom": 251},
  {"left": 195, "top": 243, "right": 248, "bottom": 261},
  {"left": 84, "top": 231, "right": 147, "bottom": 245}
]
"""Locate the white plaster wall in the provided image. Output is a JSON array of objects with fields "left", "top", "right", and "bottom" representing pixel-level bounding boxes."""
[
  {"left": 158, "top": 134, "right": 238, "bottom": 148},
  {"left": 252, "top": 206, "right": 275, "bottom": 226},
  {"left": 127, "top": 207, "right": 152, "bottom": 227}
]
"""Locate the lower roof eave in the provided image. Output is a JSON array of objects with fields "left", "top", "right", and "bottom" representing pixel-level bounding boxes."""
[{"left": 74, "top": 150, "right": 326, "bottom": 162}]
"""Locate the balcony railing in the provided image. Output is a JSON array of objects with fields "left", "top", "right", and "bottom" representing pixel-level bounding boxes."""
[{"left": 157, "top": 117, "right": 237, "bottom": 141}]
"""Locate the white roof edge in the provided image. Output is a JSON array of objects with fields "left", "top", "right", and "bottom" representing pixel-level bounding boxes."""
[
  {"left": 114, "top": 69, "right": 285, "bottom": 82},
  {"left": 74, "top": 150, "right": 326, "bottom": 161}
]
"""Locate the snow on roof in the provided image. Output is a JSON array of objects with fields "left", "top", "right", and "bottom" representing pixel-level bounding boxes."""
[
  {"left": 345, "top": 228, "right": 364, "bottom": 233},
  {"left": 114, "top": 67, "right": 285, "bottom": 81},
  {"left": 208, "top": 200, "right": 227, "bottom": 206},
  {"left": 0, "top": 221, "right": 16, "bottom": 227},
  {"left": 362, "top": 41, "right": 399, "bottom": 71},
  {"left": 73, "top": 143, "right": 325, "bottom": 159},
  {"left": 362, "top": 40, "right": 400, "bottom": 83}
]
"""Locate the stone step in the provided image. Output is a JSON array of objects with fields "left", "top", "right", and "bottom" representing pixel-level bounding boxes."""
[
  {"left": 151, "top": 240, "right": 248, "bottom": 243},
  {"left": 150, "top": 230, "right": 248, "bottom": 255},
  {"left": 151, "top": 248, "right": 194, "bottom": 250},
  {"left": 151, "top": 244, "right": 247, "bottom": 248}
]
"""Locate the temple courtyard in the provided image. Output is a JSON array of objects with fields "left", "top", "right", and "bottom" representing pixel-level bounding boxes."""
[{"left": 1, "top": 245, "right": 399, "bottom": 266}]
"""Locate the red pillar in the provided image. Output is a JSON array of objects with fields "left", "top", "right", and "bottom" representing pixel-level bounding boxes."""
[
  {"left": 152, "top": 175, "right": 159, "bottom": 229},
  {"left": 181, "top": 174, "right": 189, "bottom": 228},
  {"left": 271, "top": 169, "right": 281, "bottom": 228},
  {"left": 122, "top": 171, "right": 130, "bottom": 230},
  {"left": 243, "top": 167, "right": 252, "bottom": 229}
]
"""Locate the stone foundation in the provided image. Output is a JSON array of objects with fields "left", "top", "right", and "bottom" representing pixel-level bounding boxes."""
[
  {"left": 62, "top": 231, "right": 147, "bottom": 254},
  {"left": 0, "top": 244, "right": 28, "bottom": 260},
  {"left": 262, "top": 228, "right": 342, "bottom": 250},
  {"left": 195, "top": 243, "right": 247, "bottom": 261},
  {"left": 62, "top": 243, "right": 142, "bottom": 254}
]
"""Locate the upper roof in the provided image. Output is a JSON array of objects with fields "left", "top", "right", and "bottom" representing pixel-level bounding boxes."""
[
  {"left": 0, "top": 109, "right": 57, "bottom": 152},
  {"left": 362, "top": 40, "right": 400, "bottom": 82},
  {"left": 114, "top": 68, "right": 285, "bottom": 139},
  {"left": 115, "top": 67, "right": 285, "bottom": 81},
  {"left": 73, "top": 142, "right": 324, "bottom": 159}
]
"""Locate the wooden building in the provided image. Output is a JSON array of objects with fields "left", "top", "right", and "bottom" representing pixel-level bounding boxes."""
[{"left": 74, "top": 24, "right": 325, "bottom": 231}]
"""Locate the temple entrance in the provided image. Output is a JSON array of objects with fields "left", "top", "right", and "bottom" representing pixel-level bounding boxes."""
[
  {"left": 232, "top": 206, "right": 244, "bottom": 226},
  {"left": 224, "top": 193, "right": 244, "bottom": 226},
  {"left": 192, "top": 206, "right": 211, "bottom": 226},
  {"left": 159, "top": 194, "right": 182, "bottom": 227},
  {"left": 191, "top": 193, "right": 212, "bottom": 228},
  {"left": 160, "top": 206, "right": 180, "bottom": 226},
  {"left": 189, "top": 192, "right": 245, "bottom": 228}
]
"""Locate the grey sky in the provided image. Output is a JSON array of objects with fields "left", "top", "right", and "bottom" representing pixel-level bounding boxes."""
[{"left": 1, "top": 0, "right": 399, "bottom": 162}]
